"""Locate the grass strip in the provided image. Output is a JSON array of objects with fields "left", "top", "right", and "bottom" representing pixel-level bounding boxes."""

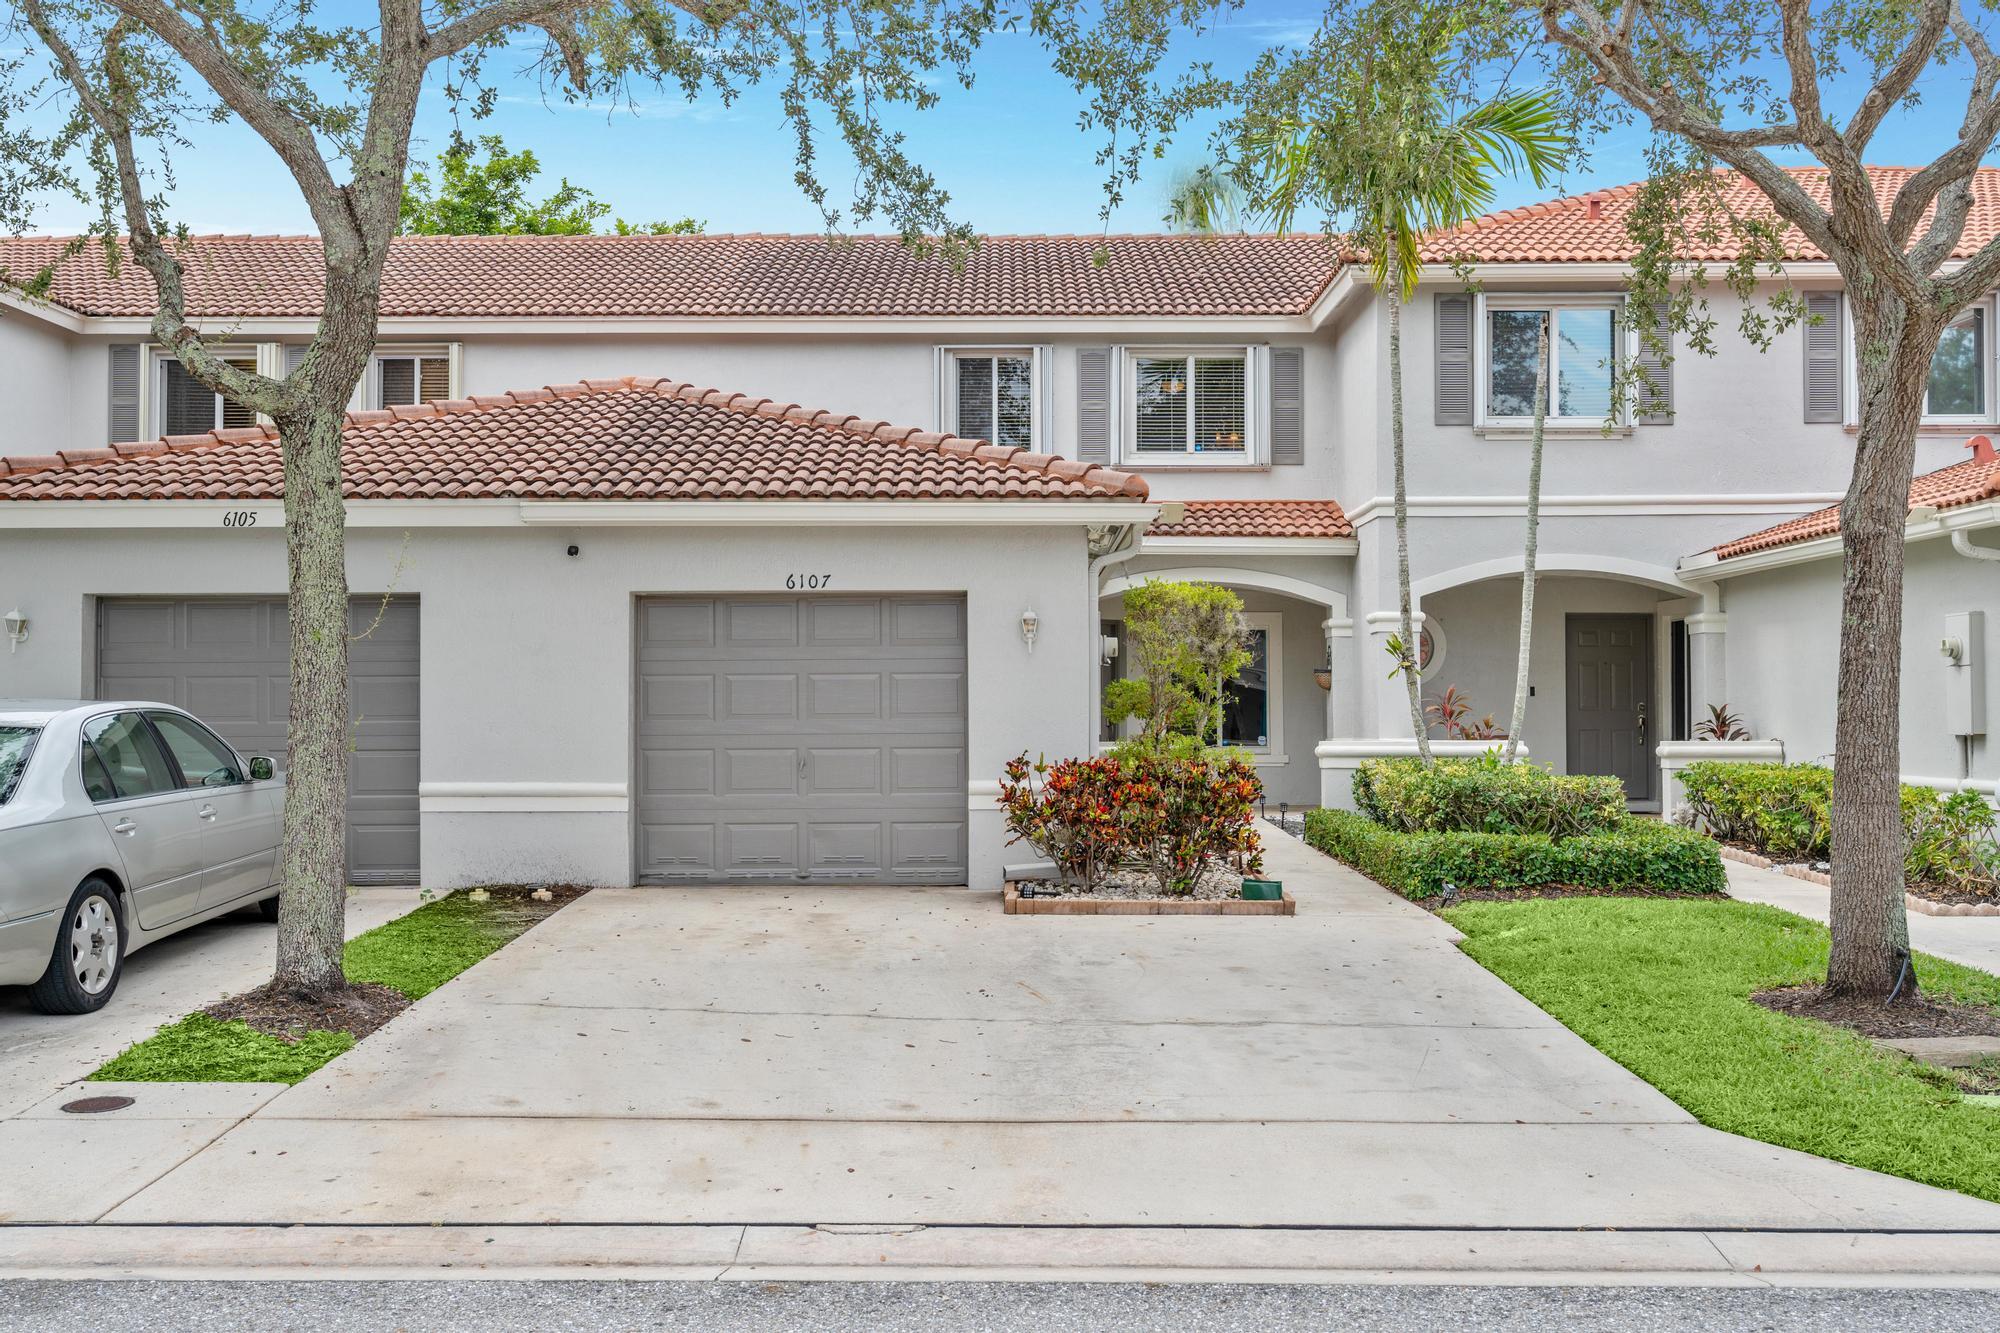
[
  {"left": 1443, "top": 895, "right": 2000, "bottom": 1202},
  {"left": 91, "top": 889, "right": 547, "bottom": 1084}
]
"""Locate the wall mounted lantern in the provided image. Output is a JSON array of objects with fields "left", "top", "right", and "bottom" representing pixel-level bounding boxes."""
[
  {"left": 1020, "top": 608, "right": 1041, "bottom": 654},
  {"left": 3, "top": 609, "right": 25, "bottom": 654}
]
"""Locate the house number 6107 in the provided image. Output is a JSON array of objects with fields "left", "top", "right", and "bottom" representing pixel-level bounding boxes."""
[{"left": 785, "top": 573, "right": 832, "bottom": 590}]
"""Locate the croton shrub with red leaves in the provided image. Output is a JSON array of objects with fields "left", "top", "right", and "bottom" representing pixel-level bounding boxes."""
[{"left": 999, "top": 751, "right": 1264, "bottom": 896}]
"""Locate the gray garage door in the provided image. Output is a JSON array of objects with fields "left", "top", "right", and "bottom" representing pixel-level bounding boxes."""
[
  {"left": 95, "top": 598, "right": 421, "bottom": 885},
  {"left": 636, "top": 595, "right": 968, "bottom": 884}
]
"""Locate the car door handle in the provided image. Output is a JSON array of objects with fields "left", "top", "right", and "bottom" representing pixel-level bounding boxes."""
[
  {"left": 198, "top": 805, "right": 218, "bottom": 822},
  {"left": 112, "top": 819, "right": 137, "bottom": 836}
]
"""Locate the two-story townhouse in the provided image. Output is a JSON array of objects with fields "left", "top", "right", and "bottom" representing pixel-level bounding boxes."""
[{"left": 0, "top": 164, "right": 1994, "bottom": 895}]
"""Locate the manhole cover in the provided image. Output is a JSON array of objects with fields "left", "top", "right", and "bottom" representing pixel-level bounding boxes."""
[{"left": 60, "top": 1095, "right": 134, "bottom": 1115}]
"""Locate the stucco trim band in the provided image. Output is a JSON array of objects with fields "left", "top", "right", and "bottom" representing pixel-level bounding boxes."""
[{"left": 418, "top": 782, "right": 630, "bottom": 813}]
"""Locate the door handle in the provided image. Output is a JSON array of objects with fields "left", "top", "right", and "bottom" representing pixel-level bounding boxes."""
[
  {"left": 112, "top": 819, "right": 136, "bottom": 836},
  {"left": 1636, "top": 702, "right": 1648, "bottom": 746},
  {"left": 198, "top": 805, "right": 218, "bottom": 822}
]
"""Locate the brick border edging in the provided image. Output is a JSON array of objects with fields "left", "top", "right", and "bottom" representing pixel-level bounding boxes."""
[
  {"left": 1001, "top": 883, "right": 1296, "bottom": 916},
  {"left": 1723, "top": 847, "right": 2000, "bottom": 917}
]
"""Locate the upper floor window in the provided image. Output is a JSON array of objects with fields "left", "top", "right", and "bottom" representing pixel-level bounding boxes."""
[
  {"left": 937, "top": 347, "right": 1043, "bottom": 449},
  {"left": 1926, "top": 305, "right": 1988, "bottom": 422},
  {"left": 159, "top": 352, "right": 257, "bottom": 436},
  {"left": 1126, "top": 348, "right": 1254, "bottom": 464},
  {"left": 1481, "top": 299, "right": 1619, "bottom": 425},
  {"left": 372, "top": 349, "right": 453, "bottom": 410}
]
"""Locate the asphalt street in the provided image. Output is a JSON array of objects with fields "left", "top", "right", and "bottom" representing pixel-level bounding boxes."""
[{"left": 3, "top": 1281, "right": 2000, "bottom": 1331}]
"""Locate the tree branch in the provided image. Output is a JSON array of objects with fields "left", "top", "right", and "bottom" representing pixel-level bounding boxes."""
[
  {"left": 1897, "top": 1, "right": 2000, "bottom": 269},
  {"left": 1845, "top": 0, "right": 1950, "bottom": 152},
  {"left": 20, "top": 0, "right": 287, "bottom": 420}
]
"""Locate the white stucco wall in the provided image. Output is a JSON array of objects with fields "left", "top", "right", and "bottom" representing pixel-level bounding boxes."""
[
  {"left": 1715, "top": 536, "right": 2000, "bottom": 787},
  {"left": 0, "top": 517, "right": 1100, "bottom": 889},
  {"left": 1, "top": 313, "right": 77, "bottom": 451}
]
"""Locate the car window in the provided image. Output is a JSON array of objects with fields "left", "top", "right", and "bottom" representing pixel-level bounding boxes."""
[
  {"left": 148, "top": 712, "right": 244, "bottom": 788},
  {"left": 79, "top": 743, "right": 117, "bottom": 803},
  {"left": 82, "top": 712, "right": 181, "bottom": 800},
  {"left": 0, "top": 726, "right": 37, "bottom": 805}
]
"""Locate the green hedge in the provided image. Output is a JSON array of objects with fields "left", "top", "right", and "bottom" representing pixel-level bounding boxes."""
[
  {"left": 1304, "top": 807, "right": 1727, "bottom": 900},
  {"left": 1679, "top": 760, "right": 1999, "bottom": 893},
  {"left": 1353, "top": 757, "right": 1626, "bottom": 839}
]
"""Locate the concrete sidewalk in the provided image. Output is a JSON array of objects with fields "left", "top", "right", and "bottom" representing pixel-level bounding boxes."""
[{"left": 1723, "top": 861, "right": 2000, "bottom": 974}]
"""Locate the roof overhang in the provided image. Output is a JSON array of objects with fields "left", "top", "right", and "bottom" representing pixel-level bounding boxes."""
[
  {"left": 1, "top": 288, "right": 86, "bottom": 334},
  {"left": 1680, "top": 498, "right": 2000, "bottom": 580},
  {"left": 0, "top": 497, "right": 1156, "bottom": 530},
  {"left": 1139, "top": 535, "right": 1356, "bottom": 557}
]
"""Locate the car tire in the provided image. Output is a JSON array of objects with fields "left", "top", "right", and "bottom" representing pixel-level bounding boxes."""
[
  {"left": 258, "top": 895, "right": 281, "bottom": 923},
  {"left": 29, "top": 877, "right": 125, "bottom": 1016}
]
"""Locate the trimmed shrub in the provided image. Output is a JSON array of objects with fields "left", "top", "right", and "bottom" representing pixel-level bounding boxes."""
[
  {"left": 1354, "top": 756, "right": 1626, "bottom": 839},
  {"left": 999, "top": 749, "right": 1265, "bottom": 896},
  {"left": 1304, "top": 808, "right": 1726, "bottom": 900},
  {"left": 1679, "top": 761, "right": 2000, "bottom": 894}
]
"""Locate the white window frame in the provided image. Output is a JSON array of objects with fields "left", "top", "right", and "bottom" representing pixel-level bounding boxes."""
[
  {"left": 1919, "top": 297, "right": 1996, "bottom": 427},
  {"left": 147, "top": 343, "right": 269, "bottom": 437},
  {"left": 1221, "top": 612, "right": 1285, "bottom": 762},
  {"left": 368, "top": 344, "right": 461, "bottom": 411},
  {"left": 1118, "top": 345, "right": 1260, "bottom": 467},
  {"left": 933, "top": 345, "right": 1048, "bottom": 449},
  {"left": 1473, "top": 293, "right": 1630, "bottom": 430}
]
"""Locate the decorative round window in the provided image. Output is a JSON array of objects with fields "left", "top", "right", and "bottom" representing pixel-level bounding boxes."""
[{"left": 1419, "top": 619, "right": 1447, "bottom": 677}]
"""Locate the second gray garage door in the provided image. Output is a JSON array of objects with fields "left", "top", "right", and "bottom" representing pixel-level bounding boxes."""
[
  {"left": 95, "top": 598, "right": 421, "bottom": 885},
  {"left": 636, "top": 595, "right": 968, "bottom": 884}
]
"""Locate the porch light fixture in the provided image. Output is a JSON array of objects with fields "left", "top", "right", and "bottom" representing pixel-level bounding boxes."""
[
  {"left": 3, "top": 609, "right": 25, "bottom": 654},
  {"left": 1021, "top": 608, "right": 1041, "bottom": 654},
  {"left": 1100, "top": 633, "right": 1120, "bottom": 666}
]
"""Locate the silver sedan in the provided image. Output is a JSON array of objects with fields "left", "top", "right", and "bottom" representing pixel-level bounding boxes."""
[{"left": 0, "top": 701, "right": 284, "bottom": 1014}]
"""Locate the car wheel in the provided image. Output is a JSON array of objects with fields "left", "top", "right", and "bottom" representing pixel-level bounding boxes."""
[
  {"left": 258, "top": 895, "right": 281, "bottom": 924},
  {"left": 29, "top": 878, "right": 125, "bottom": 1016}
]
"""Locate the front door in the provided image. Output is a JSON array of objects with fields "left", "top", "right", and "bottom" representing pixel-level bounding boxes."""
[{"left": 1566, "top": 615, "right": 1654, "bottom": 803}]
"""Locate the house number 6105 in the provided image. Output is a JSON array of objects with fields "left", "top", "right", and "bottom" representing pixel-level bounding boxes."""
[
  {"left": 221, "top": 511, "right": 259, "bottom": 528},
  {"left": 785, "top": 573, "right": 832, "bottom": 590}
]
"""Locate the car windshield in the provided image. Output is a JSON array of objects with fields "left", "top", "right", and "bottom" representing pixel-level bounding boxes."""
[{"left": 0, "top": 726, "right": 39, "bottom": 805}]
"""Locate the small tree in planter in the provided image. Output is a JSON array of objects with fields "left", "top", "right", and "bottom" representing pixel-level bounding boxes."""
[{"left": 1115, "top": 751, "right": 1266, "bottom": 896}]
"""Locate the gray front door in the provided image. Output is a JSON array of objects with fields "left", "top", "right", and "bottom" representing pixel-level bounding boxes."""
[
  {"left": 635, "top": 595, "right": 968, "bottom": 884},
  {"left": 1566, "top": 614, "right": 1654, "bottom": 802},
  {"left": 95, "top": 598, "right": 421, "bottom": 885}
]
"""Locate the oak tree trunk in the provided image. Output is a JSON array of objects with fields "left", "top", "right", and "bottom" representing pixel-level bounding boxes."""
[
  {"left": 1387, "top": 288, "right": 1433, "bottom": 762},
  {"left": 1824, "top": 294, "right": 1939, "bottom": 1001}
]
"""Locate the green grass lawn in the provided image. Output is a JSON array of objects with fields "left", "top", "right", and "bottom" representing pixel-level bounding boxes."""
[
  {"left": 1443, "top": 896, "right": 2000, "bottom": 1203},
  {"left": 92, "top": 889, "right": 559, "bottom": 1084}
]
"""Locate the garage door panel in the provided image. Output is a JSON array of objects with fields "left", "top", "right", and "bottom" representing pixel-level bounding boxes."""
[
  {"left": 97, "top": 598, "right": 420, "bottom": 886},
  {"left": 637, "top": 594, "right": 967, "bottom": 885}
]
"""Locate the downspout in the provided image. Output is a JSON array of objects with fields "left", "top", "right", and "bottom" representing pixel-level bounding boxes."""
[
  {"left": 1085, "top": 504, "right": 1174, "bottom": 752},
  {"left": 1950, "top": 530, "right": 2000, "bottom": 562}
]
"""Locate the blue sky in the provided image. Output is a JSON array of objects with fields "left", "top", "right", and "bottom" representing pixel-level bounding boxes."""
[{"left": 14, "top": 1, "right": 1978, "bottom": 238}]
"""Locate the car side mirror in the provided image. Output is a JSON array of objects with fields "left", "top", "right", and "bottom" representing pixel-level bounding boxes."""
[{"left": 249, "top": 756, "right": 275, "bottom": 782}]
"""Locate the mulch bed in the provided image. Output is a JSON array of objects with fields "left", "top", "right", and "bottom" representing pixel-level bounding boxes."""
[
  {"left": 472, "top": 883, "right": 592, "bottom": 920},
  {"left": 1017, "top": 867, "right": 1247, "bottom": 902},
  {"left": 1424, "top": 885, "right": 1721, "bottom": 911},
  {"left": 205, "top": 980, "right": 410, "bottom": 1043},
  {"left": 1754, "top": 985, "right": 2000, "bottom": 1040}
]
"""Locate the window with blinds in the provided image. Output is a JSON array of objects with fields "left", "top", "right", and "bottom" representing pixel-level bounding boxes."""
[
  {"left": 1130, "top": 351, "right": 1248, "bottom": 458},
  {"left": 159, "top": 355, "right": 258, "bottom": 435},
  {"left": 375, "top": 353, "right": 453, "bottom": 409},
  {"left": 949, "top": 351, "right": 1034, "bottom": 448}
]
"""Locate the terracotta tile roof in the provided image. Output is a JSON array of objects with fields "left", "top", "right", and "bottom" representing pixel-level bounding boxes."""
[
  {"left": 0, "top": 377, "right": 1149, "bottom": 504},
  {"left": 1422, "top": 165, "right": 2000, "bottom": 264},
  {"left": 1713, "top": 441, "right": 2000, "bottom": 560},
  {"left": 0, "top": 233, "right": 1339, "bottom": 320},
  {"left": 1146, "top": 498, "right": 1352, "bottom": 540}
]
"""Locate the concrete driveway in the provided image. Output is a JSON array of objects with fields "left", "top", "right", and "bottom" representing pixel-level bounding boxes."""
[{"left": 75, "top": 833, "right": 2000, "bottom": 1233}]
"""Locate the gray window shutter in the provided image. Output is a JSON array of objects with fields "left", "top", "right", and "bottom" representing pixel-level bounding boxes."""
[
  {"left": 1803, "top": 292, "right": 1844, "bottom": 423},
  {"left": 284, "top": 343, "right": 308, "bottom": 376},
  {"left": 1077, "top": 346, "right": 1111, "bottom": 462},
  {"left": 107, "top": 344, "right": 140, "bottom": 442},
  {"left": 1268, "top": 346, "right": 1304, "bottom": 465},
  {"left": 1631, "top": 304, "right": 1673, "bottom": 424},
  {"left": 1434, "top": 293, "right": 1474, "bottom": 425}
]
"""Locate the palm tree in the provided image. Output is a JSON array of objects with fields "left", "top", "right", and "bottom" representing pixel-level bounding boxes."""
[{"left": 1175, "top": 10, "right": 1563, "bottom": 765}]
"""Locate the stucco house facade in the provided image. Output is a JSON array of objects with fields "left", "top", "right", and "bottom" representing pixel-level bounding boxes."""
[{"left": 1, "top": 164, "right": 1996, "bottom": 890}]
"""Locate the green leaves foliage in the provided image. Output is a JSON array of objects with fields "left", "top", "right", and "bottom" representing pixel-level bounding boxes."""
[
  {"left": 1353, "top": 756, "right": 1626, "bottom": 839},
  {"left": 1305, "top": 806, "right": 1726, "bottom": 900},
  {"left": 400, "top": 134, "right": 702, "bottom": 237},
  {"left": 1105, "top": 579, "right": 1252, "bottom": 745}
]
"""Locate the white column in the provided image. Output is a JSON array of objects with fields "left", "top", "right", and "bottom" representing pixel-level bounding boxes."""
[
  {"left": 1364, "top": 609, "right": 1425, "bottom": 737},
  {"left": 1686, "top": 609, "right": 1728, "bottom": 718},
  {"left": 1321, "top": 615, "right": 1354, "bottom": 745}
]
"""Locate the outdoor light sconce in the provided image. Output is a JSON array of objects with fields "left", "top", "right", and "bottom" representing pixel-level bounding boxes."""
[
  {"left": 3, "top": 609, "right": 25, "bottom": 654},
  {"left": 1020, "top": 608, "right": 1041, "bottom": 654},
  {"left": 1099, "top": 633, "right": 1120, "bottom": 666}
]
